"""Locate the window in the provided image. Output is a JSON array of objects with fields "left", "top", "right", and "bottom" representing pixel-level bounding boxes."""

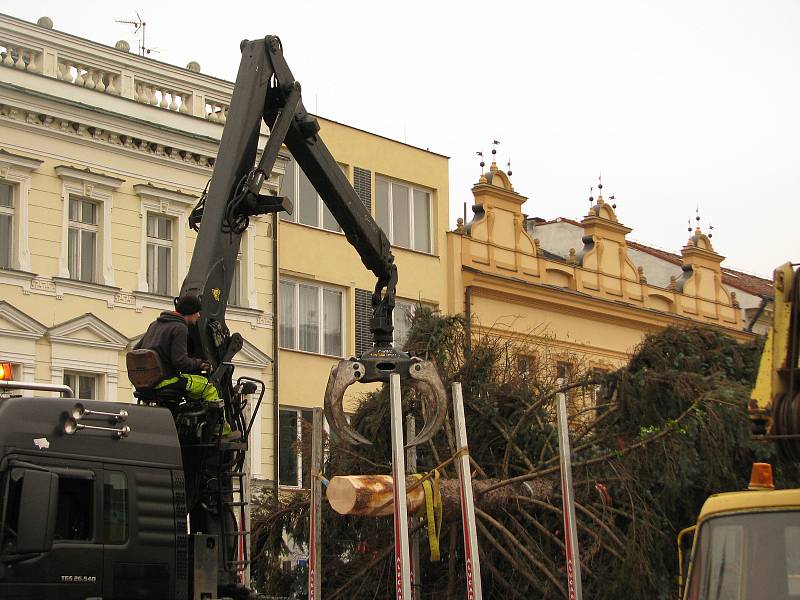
[
  {"left": 55, "top": 476, "right": 93, "bottom": 542},
  {"left": 63, "top": 371, "right": 98, "bottom": 400},
  {"left": 0, "top": 182, "right": 13, "bottom": 269},
  {"left": 146, "top": 213, "right": 173, "bottom": 295},
  {"left": 555, "top": 361, "right": 573, "bottom": 384},
  {"left": 591, "top": 368, "right": 610, "bottom": 417},
  {"left": 376, "top": 177, "right": 432, "bottom": 253},
  {"left": 279, "top": 408, "right": 313, "bottom": 488},
  {"left": 103, "top": 471, "right": 128, "bottom": 544},
  {"left": 280, "top": 280, "right": 343, "bottom": 356},
  {"left": 393, "top": 299, "right": 421, "bottom": 349},
  {"left": 280, "top": 158, "right": 342, "bottom": 232},
  {"left": 67, "top": 197, "right": 98, "bottom": 282}
]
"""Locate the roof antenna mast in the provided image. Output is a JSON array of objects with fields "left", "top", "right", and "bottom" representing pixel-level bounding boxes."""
[{"left": 115, "top": 12, "right": 153, "bottom": 56}]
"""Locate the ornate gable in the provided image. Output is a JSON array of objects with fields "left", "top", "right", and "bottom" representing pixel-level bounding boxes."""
[
  {"left": 0, "top": 301, "right": 47, "bottom": 340},
  {"left": 47, "top": 313, "right": 129, "bottom": 350}
]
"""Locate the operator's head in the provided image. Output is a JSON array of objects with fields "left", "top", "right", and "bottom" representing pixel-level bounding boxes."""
[{"left": 175, "top": 292, "right": 202, "bottom": 325}]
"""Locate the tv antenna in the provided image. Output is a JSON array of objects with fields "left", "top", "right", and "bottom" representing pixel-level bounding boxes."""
[{"left": 115, "top": 12, "right": 157, "bottom": 56}]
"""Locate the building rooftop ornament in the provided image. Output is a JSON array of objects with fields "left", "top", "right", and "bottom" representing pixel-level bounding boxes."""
[
  {"left": 585, "top": 176, "right": 619, "bottom": 222},
  {"left": 115, "top": 40, "right": 131, "bottom": 52},
  {"left": 36, "top": 16, "right": 53, "bottom": 29},
  {"left": 186, "top": 61, "right": 201, "bottom": 73}
]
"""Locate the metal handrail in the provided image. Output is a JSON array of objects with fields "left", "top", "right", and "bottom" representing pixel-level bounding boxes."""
[{"left": 0, "top": 380, "right": 74, "bottom": 398}]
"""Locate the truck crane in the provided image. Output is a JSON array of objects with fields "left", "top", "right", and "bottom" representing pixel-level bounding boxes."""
[
  {"left": 677, "top": 262, "right": 800, "bottom": 600},
  {"left": 0, "top": 35, "right": 447, "bottom": 600}
]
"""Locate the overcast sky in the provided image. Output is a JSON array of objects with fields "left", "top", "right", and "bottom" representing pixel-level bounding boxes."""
[{"left": 11, "top": 1, "right": 799, "bottom": 278}]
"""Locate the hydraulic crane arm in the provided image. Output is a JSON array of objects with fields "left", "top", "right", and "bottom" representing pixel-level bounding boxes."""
[
  {"left": 182, "top": 36, "right": 396, "bottom": 369},
  {"left": 182, "top": 35, "right": 445, "bottom": 451}
]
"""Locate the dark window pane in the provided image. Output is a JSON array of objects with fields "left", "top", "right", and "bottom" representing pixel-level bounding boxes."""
[
  {"left": 79, "top": 375, "right": 95, "bottom": 399},
  {"left": 298, "top": 284, "right": 319, "bottom": 353},
  {"left": 298, "top": 167, "right": 318, "bottom": 227},
  {"left": 81, "top": 200, "right": 96, "bottom": 225},
  {"left": 279, "top": 410, "right": 299, "bottom": 486},
  {"left": 280, "top": 159, "right": 295, "bottom": 222},
  {"left": 376, "top": 178, "right": 390, "bottom": 236},
  {"left": 229, "top": 259, "right": 241, "bottom": 306},
  {"left": 301, "top": 410, "right": 313, "bottom": 489},
  {"left": 157, "top": 246, "right": 170, "bottom": 295},
  {"left": 0, "top": 182, "right": 12, "bottom": 208},
  {"left": 323, "top": 289, "right": 342, "bottom": 356},
  {"left": 321, "top": 201, "right": 340, "bottom": 232},
  {"left": 392, "top": 183, "right": 410, "bottom": 248},
  {"left": 69, "top": 198, "right": 79, "bottom": 221},
  {"left": 67, "top": 228, "right": 78, "bottom": 279},
  {"left": 103, "top": 471, "right": 128, "bottom": 544},
  {"left": 80, "top": 230, "right": 95, "bottom": 282},
  {"left": 413, "top": 190, "right": 431, "bottom": 253},
  {"left": 0, "top": 213, "right": 11, "bottom": 268},
  {"left": 279, "top": 281, "right": 296, "bottom": 349},
  {"left": 55, "top": 477, "right": 93, "bottom": 541}
]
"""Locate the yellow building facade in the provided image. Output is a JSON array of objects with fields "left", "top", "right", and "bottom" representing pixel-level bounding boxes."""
[{"left": 445, "top": 162, "right": 755, "bottom": 383}]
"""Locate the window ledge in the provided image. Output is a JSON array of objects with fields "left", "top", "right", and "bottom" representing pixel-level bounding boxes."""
[
  {"left": 279, "top": 219, "right": 344, "bottom": 237},
  {"left": 279, "top": 347, "right": 345, "bottom": 361},
  {"left": 0, "top": 267, "right": 36, "bottom": 281},
  {"left": 227, "top": 305, "right": 264, "bottom": 318},
  {"left": 53, "top": 277, "right": 122, "bottom": 294},
  {"left": 390, "top": 245, "right": 440, "bottom": 259}
]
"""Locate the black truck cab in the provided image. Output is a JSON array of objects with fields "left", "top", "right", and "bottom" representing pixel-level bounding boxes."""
[{"left": 0, "top": 393, "right": 190, "bottom": 600}]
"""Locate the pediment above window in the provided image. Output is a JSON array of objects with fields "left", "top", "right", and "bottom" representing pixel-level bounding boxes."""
[
  {"left": 0, "top": 300, "right": 47, "bottom": 340},
  {"left": 47, "top": 313, "right": 129, "bottom": 350}
]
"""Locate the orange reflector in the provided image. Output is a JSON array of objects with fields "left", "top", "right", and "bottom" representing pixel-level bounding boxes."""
[
  {"left": 749, "top": 462, "right": 775, "bottom": 490},
  {"left": 0, "top": 362, "right": 12, "bottom": 381}
]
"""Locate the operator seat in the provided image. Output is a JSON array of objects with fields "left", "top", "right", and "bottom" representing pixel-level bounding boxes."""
[{"left": 125, "top": 349, "right": 188, "bottom": 407}]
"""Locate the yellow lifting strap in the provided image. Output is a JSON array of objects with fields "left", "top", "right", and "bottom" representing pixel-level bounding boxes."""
[{"left": 412, "top": 470, "right": 443, "bottom": 561}]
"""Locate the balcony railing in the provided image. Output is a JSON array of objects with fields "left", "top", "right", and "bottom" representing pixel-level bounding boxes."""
[{"left": 0, "top": 13, "right": 232, "bottom": 123}]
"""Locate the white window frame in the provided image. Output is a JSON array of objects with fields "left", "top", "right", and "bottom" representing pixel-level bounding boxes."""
[
  {"left": 67, "top": 196, "right": 99, "bottom": 283},
  {"left": 279, "top": 278, "right": 345, "bottom": 357},
  {"left": 145, "top": 212, "right": 175, "bottom": 296},
  {"left": 56, "top": 166, "right": 123, "bottom": 287},
  {"left": 280, "top": 157, "right": 345, "bottom": 234},
  {"left": 134, "top": 184, "right": 195, "bottom": 295},
  {"left": 0, "top": 151, "right": 43, "bottom": 272},
  {"left": 375, "top": 176, "right": 434, "bottom": 253}
]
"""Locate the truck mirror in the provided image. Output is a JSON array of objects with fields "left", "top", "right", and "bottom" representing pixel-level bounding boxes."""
[{"left": 15, "top": 470, "right": 58, "bottom": 555}]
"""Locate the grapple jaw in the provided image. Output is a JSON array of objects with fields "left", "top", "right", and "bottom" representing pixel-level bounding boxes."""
[{"left": 323, "top": 347, "right": 447, "bottom": 448}]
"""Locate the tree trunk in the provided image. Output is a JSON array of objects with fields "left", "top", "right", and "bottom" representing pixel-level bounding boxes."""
[{"left": 327, "top": 474, "right": 552, "bottom": 520}]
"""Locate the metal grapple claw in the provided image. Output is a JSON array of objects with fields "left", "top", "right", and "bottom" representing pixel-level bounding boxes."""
[
  {"left": 323, "top": 359, "right": 371, "bottom": 446},
  {"left": 323, "top": 350, "right": 448, "bottom": 447},
  {"left": 406, "top": 359, "right": 447, "bottom": 448}
]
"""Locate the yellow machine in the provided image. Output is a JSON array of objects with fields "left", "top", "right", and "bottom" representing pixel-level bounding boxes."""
[{"left": 678, "top": 262, "right": 800, "bottom": 600}]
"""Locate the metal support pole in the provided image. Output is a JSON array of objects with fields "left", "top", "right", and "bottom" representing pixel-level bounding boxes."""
[
  {"left": 452, "top": 382, "right": 482, "bottom": 600},
  {"left": 555, "top": 390, "right": 583, "bottom": 600},
  {"left": 309, "top": 408, "right": 323, "bottom": 600},
  {"left": 406, "top": 415, "right": 421, "bottom": 600},
  {"left": 390, "top": 373, "right": 412, "bottom": 600}
]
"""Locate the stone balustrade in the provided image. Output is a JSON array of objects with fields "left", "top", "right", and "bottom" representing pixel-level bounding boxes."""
[
  {"left": 0, "top": 39, "right": 42, "bottom": 74},
  {"left": 0, "top": 14, "right": 233, "bottom": 123}
]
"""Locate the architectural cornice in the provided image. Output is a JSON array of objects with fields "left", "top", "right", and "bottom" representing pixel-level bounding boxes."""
[
  {"left": 54, "top": 165, "right": 125, "bottom": 189},
  {"left": 133, "top": 183, "right": 198, "bottom": 205},
  {"left": 47, "top": 312, "right": 130, "bottom": 350},
  {"left": 0, "top": 148, "right": 43, "bottom": 171}
]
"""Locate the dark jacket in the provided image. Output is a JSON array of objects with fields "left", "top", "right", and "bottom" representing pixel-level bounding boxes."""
[{"left": 134, "top": 311, "right": 203, "bottom": 378}]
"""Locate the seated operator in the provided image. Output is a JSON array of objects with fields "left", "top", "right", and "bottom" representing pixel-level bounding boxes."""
[{"left": 135, "top": 291, "right": 238, "bottom": 440}]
